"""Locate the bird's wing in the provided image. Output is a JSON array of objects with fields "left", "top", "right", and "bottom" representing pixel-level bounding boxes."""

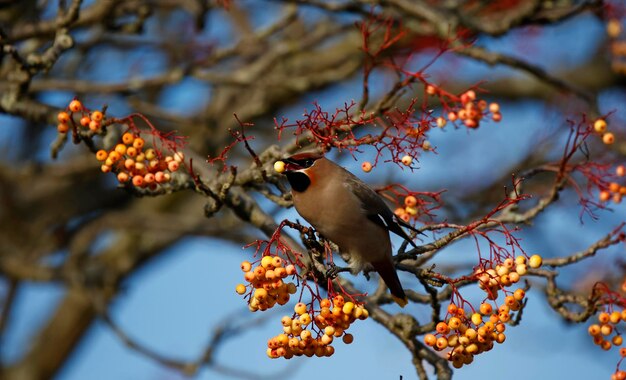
[{"left": 344, "top": 173, "right": 418, "bottom": 249}]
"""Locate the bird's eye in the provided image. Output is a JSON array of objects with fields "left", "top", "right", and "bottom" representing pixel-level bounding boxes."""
[{"left": 304, "top": 159, "right": 314, "bottom": 167}]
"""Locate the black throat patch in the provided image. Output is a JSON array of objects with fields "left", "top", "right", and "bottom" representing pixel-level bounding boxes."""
[{"left": 285, "top": 171, "right": 311, "bottom": 192}]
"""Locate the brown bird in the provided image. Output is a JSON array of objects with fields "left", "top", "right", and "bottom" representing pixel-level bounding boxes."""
[{"left": 280, "top": 153, "right": 418, "bottom": 307}]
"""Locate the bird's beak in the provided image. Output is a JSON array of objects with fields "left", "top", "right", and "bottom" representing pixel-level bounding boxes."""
[{"left": 282, "top": 158, "right": 303, "bottom": 172}]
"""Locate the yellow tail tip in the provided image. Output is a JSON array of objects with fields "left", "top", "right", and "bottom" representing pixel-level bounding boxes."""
[{"left": 392, "top": 295, "right": 408, "bottom": 308}]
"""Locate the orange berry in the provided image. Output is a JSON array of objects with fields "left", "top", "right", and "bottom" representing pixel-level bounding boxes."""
[
  {"left": 154, "top": 171, "right": 166, "bottom": 183},
  {"left": 447, "top": 303, "right": 458, "bottom": 315},
  {"left": 603, "top": 132, "right": 615, "bottom": 145},
  {"left": 122, "top": 133, "right": 135, "bottom": 145},
  {"left": 108, "top": 151, "right": 121, "bottom": 163},
  {"left": 608, "top": 19, "right": 623, "bottom": 38},
  {"left": 168, "top": 161, "right": 180, "bottom": 172},
  {"left": 614, "top": 193, "right": 623, "bottom": 204},
  {"left": 101, "top": 164, "right": 111, "bottom": 173},
  {"left": 620, "top": 347, "right": 626, "bottom": 357},
  {"left": 80, "top": 116, "right": 91, "bottom": 127},
  {"left": 57, "top": 112, "right": 70, "bottom": 123},
  {"left": 426, "top": 85, "right": 437, "bottom": 95},
  {"left": 144, "top": 173, "right": 155, "bottom": 184},
  {"left": 600, "top": 190, "right": 611, "bottom": 202},
  {"left": 57, "top": 123, "right": 69, "bottom": 133},
  {"left": 611, "top": 311, "right": 622, "bottom": 324},
  {"left": 617, "top": 165, "right": 626, "bottom": 177},
  {"left": 115, "top": 144, "right": 127, "bottom": 155},
  {"left": 401, "top": 155, "right": 413, "bottom": 166},
  {"left": 599, "top": 312, "right": 611, "bottom": 324},
  {"left": 91, "top": 110, "right": 103, "bottom": 122},
  {"left": 436, "top": 116, "right": 447, "bottom": 128},
  {"left": 491, "top": 112, "right": 502, "bottom": 122},
  {"left": 285, "top": 264, "right": 296, "bottom": 275},
  {"left": 361, "top": 161, "right": 372, "bottom": 173},
  {"left": 320, "top": 299, "right": 331, "bottom": 308},
  {"left": 68, "top": 100, "right": 82, "bottom": 112},
  {"left": 513, "top": 288, "right": 525, "bottom": 301},
  {"left": 424, "top": 334, "right": 437, "bottom": 346},
  {"left": 133, "top": 137, "right": 145, "bottom": 149},
  {"left": 448, "top": 111, "right": 458, "bottom": 121},
  {"left": 613, "top": 335, "right": 623, "bottom": 346},
  {"left": 436, "top": 322, "right": 450, "bottom": 334},
  {"left": 89, "top": 120, "right": 101, "bottom": 132},
  {"left": 588, "top": 324, "right": 601, "bottom": 336},
  {"left": 117, "top": 172, "right": 129, "bottom": 183},
  {"left": 488, "top": 103, "right": 500, "bottom": 113},
  {"left": 436, "top": 337, "right": 448, "bottom": 350},
  {"left": 95, "top": 150, "right": 108, "bottom": 161},
  {"left": 601, "top": 324, "right": 613, "bottom": 336},
  {"left": 602, "top": 340, "right": 612, "bottom": 350},
  {"left": 132, "top": 175, "right": 144, "bottom": 187},
  {"left": 479, "top": 303, "right": 492, "bottom": 315}
]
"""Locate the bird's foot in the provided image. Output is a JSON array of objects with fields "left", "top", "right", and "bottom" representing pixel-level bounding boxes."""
[{"left": 326, "top": 263, "right": 350, "bottom": 279}]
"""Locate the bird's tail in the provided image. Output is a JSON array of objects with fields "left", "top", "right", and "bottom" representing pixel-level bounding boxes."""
[{"left": 371, "top": 258, "right": 408, "bottom": 307}]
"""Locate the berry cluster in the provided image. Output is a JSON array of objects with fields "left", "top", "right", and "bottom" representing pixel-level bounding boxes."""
[
  {"left": 424, "top": 290, "right": 525, "bottom": 368},
  {"left": 267, "top": 296, "right": 368, "bottom": 359},
  {"left": 428, "top": 88, "right": 502, "bottom": 129},
  {"left": 599, "top": 165, "right": 626, "bottom": 204},
  {"left": 56, "top": 100, "right": 105, "bottom": 134},
  {"left": 96, "top": 133, "right": 184, "bottom": 187},
  {"left": 236, "top": 256, "right": 298, "bottom": 312},
  {"left": 594, "top": 119, "right": 616, "bottom": 146},
  {"left": 587, "top": 310, "right": 626, "bottom": 380},
  {"left": 475, "top": 255, "right": 542, "bottom": 300},
  {"left": 394, "top": 195, "right": 420, "bottom": 222},
  {"left": 607, "top": 18, "right": 626, "bottom": 75},
  {"left": 589, "top": 310, "right": 626, "bottom": 351}
]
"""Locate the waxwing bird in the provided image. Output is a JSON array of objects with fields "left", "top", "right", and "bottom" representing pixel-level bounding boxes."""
[{"left": 280, "top": 153, "right": 418, "bottom": 307}]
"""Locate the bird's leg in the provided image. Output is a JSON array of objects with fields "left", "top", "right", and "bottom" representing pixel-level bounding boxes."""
[{"left": 326, "top": 262, "right": 351, "bottom": 279}]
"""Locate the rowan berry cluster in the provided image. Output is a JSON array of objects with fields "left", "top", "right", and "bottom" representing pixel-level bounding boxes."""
[
  {"left": 475, "top": 255, "right": 542, "bottom": 300},
  {"left": 589, "top": 310, "right": 626, "bottom": 350},
  {"left": 607, "top": 18, "right": 626, "bottom": 75},
  {"left": 266, "top": 295, "right": 368, "bottom": 359},
  {"left": 598, "top": 165, "right": 626, "bottom": 204},
  {"left": 394, "top": 195, "right": 420, "bottom": 222},
  {"left": 56, "top": 99, "right": 105, "bottom": 134},
  {"left": 424, "top": 289, "right": 525, "bottom": 368},
  {"left": 587, "top": 309, "right": 626, "bottom": 380},
  {"left": 95, "top": 133, "right": 184, "bottom": 187},
  {"left": 236, "top": 255, "right": 298, "bottom": 312},
  {"left": 427, "top": 88, "right": 502, "bottom": 130},
  {"left": 594, "top": 119, "right": 617, "bottom": 146}
]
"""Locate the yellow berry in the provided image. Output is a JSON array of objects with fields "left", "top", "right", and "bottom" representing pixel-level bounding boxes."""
[
  {"left": 594, "top": 119, "right": 607, "bottom": 133},
  {"left": 96, "top": 150, "right": 108, "bottom": 161},
  {"left": 294, "top": 302, "right": 307, "bottom": 315},
  {"left": 436, "top": 116, "right": 447, "bottom": 128},
  {"left": 261, "top": 255, "right": 274, "bottom": 269},
  {"left": 235, "top": 284, "right": 246, "bottom": 294},
  {"left": 68, "top": 100, "right": 82, "bottom": 112},
  {"left": 274, "top": 160, "right": 286, "bottom": 173},
  {"left": 528, "top": 255, "right": 542, "bottom": 269},
  {"left": 240, "top": 261, "right": 251, "bottom": 272},
  {"left": 91, "top": 110, "right": 103, "bottom": 122}
]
